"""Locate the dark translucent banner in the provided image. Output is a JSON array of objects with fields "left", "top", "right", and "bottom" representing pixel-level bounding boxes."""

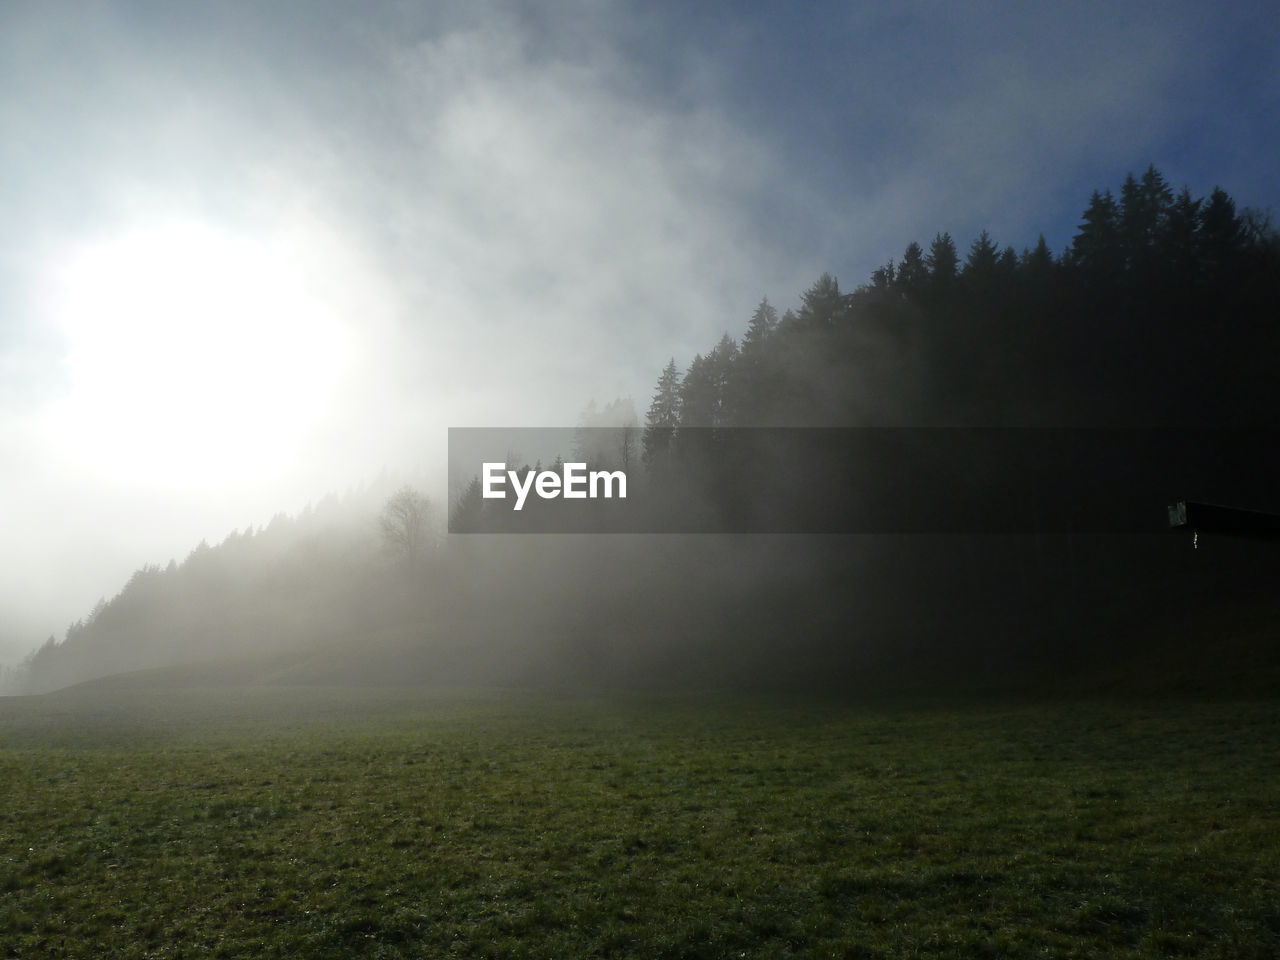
[{"left": 447, "top": 427, "right": 1280, "bottom": 534}]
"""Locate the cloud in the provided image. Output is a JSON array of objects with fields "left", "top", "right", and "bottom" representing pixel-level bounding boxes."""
[{"left": 324, "top": 16, "right": 793, "bottom": 413}]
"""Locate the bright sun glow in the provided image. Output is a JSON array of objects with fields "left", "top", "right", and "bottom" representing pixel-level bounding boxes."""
[{"left": 43, "top": 221, "right": 350, "bottom": 491}]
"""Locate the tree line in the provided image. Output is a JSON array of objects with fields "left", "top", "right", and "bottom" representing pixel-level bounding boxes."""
[
  {"left": 641, "top": 164, "right": 1277, "bottom": 444},
  {"left": 454, "top": 166, "right": 1278, "bottom": 535}
]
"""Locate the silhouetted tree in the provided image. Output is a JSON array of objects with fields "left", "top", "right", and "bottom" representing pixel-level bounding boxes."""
[
  {"left": 996, "top": 244, "right": 1018, "bottom": 276},
  {"left": 642, "top": 358, "right": 682, "bottom": 472},
  {"left": 733, "top": 299, "right": 782, "bottom": 424},
  {"left": 962, "top": 229, "right": 1001, "bottom": 301},
  {"left": 741, "top": 298, "right": 779, "bottom": 352},
  {"left": 1070, "top": 189, "right": 1122, "bottom": 280},
  {"left": 708, "top": 334, "right": 739, "bottom": 426},
  {"left": 895, "top": 241, "right": 928, "bottom": 297},
  {"left": 869, "top": 260, "right": 895, "bottom": 290},
  {"left": 796, "top": 273, "right": 846, "bottom": 330},
  {"left": 1199, "top": 186, "right": 1246, "bottom": 281},
  {"left": 1119, "top": 166, "right": 1172, "bottom": 265},
  {"left": 678, "top": 353, "right": 715, "bottom": 428},
  {"left": 925, "top": 232, "right": 958, "bottom": 289},
  {"left": 1021, "top": 234, "right": 1054, "bottom": 275},
  {"left": 1161, "top": 186, "right": 1203, "bottom": 286}
]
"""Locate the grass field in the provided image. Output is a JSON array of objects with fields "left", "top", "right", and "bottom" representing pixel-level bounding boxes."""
[{"left": 1, "top": 685, "right": 1277, "bottom": 958}]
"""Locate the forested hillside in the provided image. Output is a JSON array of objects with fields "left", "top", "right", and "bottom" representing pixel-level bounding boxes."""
[
  {"left": 17, "top": 168, "right": 1280, "bottom": 696},
  {"left": 641, "top": 165, "right": 1277, "bottom": 433}
]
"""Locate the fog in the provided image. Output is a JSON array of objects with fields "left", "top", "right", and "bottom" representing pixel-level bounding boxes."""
[{"left": 2, "top": 0, "right": 1277, "bottom": 671}]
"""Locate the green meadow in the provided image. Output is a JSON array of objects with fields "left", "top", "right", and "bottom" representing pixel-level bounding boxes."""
[{"left": 1, "top": 685, "right": 1277, "bottom": 958}]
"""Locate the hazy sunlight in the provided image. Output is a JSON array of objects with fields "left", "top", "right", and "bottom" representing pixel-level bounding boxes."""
[{"left": 42, "top": 221, "right": 349, "bottom": 491}]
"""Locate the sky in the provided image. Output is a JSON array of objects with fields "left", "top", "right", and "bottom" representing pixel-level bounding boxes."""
[{"left": 1, "top": 0, "right": 1277, "bottom": 666}]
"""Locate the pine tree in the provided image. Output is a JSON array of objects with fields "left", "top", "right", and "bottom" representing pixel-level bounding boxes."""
[
  {"left": 895, "top": 241, "right": 928, "bottom": 296},
  {"left": 1199, "top": 186, "right": 1246, "bottom": 280},
  {"left": 925, "top": 232, "right": 958, "bottom": 290},
  {"left": 641, "top": 359, "right": 682, "bottom": 471},
  {"left": 1070, "top": 189, "right": 1121, "bottom": 278},
  {"left": 1162, "top": 186, "right": 1203, "bottom": 283},
  {"left": 797, "top": 273, "right": 846, "bottom": 330},
  {"left": 741, "top": 298, "right": 779, "bottom": 353},
  {"left": 1022, "top": 234, "right": 1054, "bottom": 275},
  {"left": 734, "top": 299, "right": 782, "bottom": 425},
  {"left": 707, "top": 333, "right": 739, "bottom": 427},
  {"left": 997, "top": 245, "right": 1019, "bottom": 276},
  {"left": 869, "top": 260, "right": 895, "bottom": 290},
  {"left": 678, "top": 353, "right": 716, "bottom": 428},
  {"left": 964, "top": 230, "right": 999, "bottom": 274},
  {"left": 1119, "top": 165, "right": 1173, "bottom": 270}
]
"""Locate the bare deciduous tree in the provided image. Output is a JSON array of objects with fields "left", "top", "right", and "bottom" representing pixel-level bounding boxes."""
[{"left": 379, "top": 486, "right": 432, "bottom": 565}]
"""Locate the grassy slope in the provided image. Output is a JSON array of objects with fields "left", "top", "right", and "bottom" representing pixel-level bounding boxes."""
[{"left": 1, "top": 686, "right": 1277, "bottom": 958}]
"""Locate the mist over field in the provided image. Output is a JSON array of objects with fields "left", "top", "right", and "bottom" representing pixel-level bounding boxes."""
[
  {"left": 12, "top": 168, "right": 1280, "bottom": 695},
  {"left": 5, "top": 8, "right": 1280, "bottom": 957}
]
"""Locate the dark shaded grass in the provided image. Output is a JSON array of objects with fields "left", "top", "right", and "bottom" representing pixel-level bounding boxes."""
[{"left": 1, "top": 687, "right": 1277, "bottom": 957}]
